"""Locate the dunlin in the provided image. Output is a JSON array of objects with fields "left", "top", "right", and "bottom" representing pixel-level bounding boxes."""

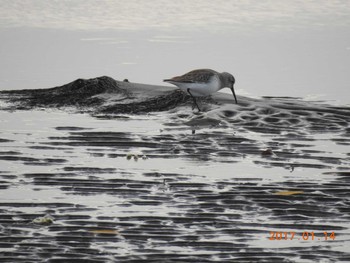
[{"left": 164, "top": 69, "right": 237, "bottom": 111}]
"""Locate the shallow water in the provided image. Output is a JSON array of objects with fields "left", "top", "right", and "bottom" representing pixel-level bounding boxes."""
[{"left": 0, "top": 79, "right": 350, "bottom": 262}]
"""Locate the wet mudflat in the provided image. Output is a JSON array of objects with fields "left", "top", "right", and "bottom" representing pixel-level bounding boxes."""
[{"left": 0, "top": 78, "right": 350, "bottom": 262}]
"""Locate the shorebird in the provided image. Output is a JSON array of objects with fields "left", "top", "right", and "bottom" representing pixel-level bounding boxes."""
[{"left": 164, "top": 69, "right": 237, "bottom": 111}]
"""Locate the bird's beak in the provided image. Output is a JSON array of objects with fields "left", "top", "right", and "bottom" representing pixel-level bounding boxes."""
[{"left": 231, "top": 86, "right": 238, "bottom": 104}]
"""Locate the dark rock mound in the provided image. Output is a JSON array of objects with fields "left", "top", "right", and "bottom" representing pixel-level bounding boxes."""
[
  {"left": 100, "top": 90, "right": 189, "bottom": 114},
  {"left": 0, "top": 76, "right": 127, "bottom": 108},
  {"left": 0, "top": 76, "right": 196, "bottom": 113}
]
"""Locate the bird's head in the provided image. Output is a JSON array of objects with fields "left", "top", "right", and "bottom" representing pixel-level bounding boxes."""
[{"left": 221, "top": 72, "right": 237, "bottom": 104}]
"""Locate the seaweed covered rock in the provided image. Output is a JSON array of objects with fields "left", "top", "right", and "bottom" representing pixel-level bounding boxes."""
[
  {"left": 0, "top": 76, "right": 128, "bottom": 108},
  {"left": 0, "top": 76, "right": 198, "bottom": 113}
]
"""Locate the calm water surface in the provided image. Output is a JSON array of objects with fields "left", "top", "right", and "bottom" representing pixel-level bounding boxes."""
[{"left": 0, "top": 0, "right": 349, "bottom": 104}]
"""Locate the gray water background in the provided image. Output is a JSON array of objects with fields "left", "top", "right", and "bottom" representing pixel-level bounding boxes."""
[{"left": 0, "top": 0, "right": 349, "bottom": 105}]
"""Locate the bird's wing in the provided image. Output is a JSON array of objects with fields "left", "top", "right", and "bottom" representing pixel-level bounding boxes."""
[{"left": 165, "top": 69, "right": 216, "bottom": 83}]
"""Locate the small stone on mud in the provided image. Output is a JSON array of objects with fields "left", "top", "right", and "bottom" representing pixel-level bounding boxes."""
[
  {"left": 261, "top": 148, "right": 274, "bottom": 156},
  {"left": 32, "top": 215, "right": 54, "bottom": 225}
]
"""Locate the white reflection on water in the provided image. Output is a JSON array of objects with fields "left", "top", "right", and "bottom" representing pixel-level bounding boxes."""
[{"left": 1, "top": 0, "right": 349, "bottom": 31}]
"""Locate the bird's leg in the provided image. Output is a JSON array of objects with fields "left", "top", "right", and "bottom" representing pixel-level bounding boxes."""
[{"left": 187, "top": 88, "right": 201, "bottom": 112}]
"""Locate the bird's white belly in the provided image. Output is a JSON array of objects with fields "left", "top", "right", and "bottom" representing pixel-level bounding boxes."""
[{"left": 177, "top": 77, "right": 220, "bottom": 97}]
